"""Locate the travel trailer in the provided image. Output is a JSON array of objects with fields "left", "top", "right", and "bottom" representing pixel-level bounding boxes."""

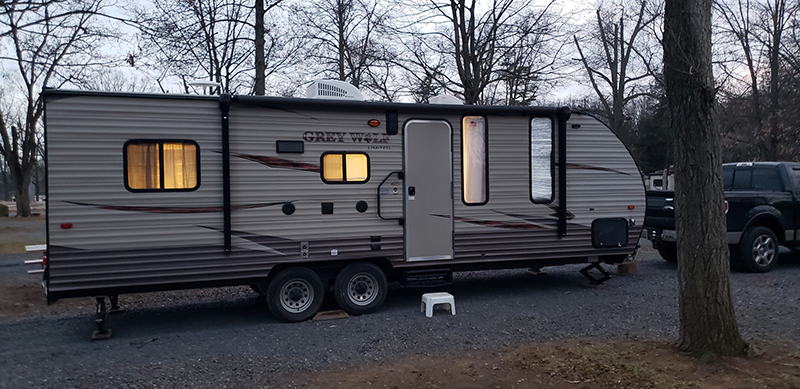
[{"left": 39, "top": 81, "right": 646, "bottom": 336}]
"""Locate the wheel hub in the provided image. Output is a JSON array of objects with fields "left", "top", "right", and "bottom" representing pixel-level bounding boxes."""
[
  {"left": 752, "top": 235, "right": 775, "bottom": 266},
  {"left": 280, "top": 279, "right": 313, "bottom": 313},
  {"left": 348, "top": 273, "right": 377, "bottom": 306}
]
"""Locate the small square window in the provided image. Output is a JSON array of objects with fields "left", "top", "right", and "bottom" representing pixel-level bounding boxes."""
[
  {"left": 125, "top": 140, "right": 199, "bottom": 191},
  {"left": 321, "top": 152, "right": 370, "bottom": 183}
]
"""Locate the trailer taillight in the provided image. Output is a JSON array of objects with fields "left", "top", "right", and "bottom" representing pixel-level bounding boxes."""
[
  {"left": 42, "top": 256, "right": 47, "bottom": 266},
  {"left": 628, "top": 205, "right": 635, "bottom": 210},
  {"left": 368, "top": 119, "right": 380, "bottom": 127},
  {"left": 61, "top": 223, "right": 72, "bottom": 229}
]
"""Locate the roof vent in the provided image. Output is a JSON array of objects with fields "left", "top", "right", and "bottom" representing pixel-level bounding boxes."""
[
  {"left": 306, "top": 80, "right": 363, "bottom": 100},
  {"left": 430, "top": 94, "right": 462, "bottom": 105}
]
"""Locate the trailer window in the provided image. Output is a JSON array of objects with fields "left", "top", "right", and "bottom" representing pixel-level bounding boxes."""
[
  {"left": 322, "top": 152, "right": 369, "bottom": 183},
  {"left": 125, "top": 140, "right": 199, "bottom": 191},
  {"left": 462, "top": 116, "right": 487, "bottom": 205},
  {"left": 530, "top": 117, "right": 553, "bottom": 203}
]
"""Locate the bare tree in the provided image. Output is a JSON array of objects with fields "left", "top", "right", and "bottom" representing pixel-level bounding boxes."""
[
  {"left": 137, "top": 0, "right": 255, "bottom": 94},
  {"left": 406, "top": 0, "right": 564, "bottom": 105},
  {"left": 292, "top": 0, "right": 394, "bottom": 98},
  {"left": 663, "top": 0, "right": 748, "bottom": 357},
  {"left": 715, "top": 0, "right": 766, "bottom": 157},
  {"left": 715, "top": 0, "right": 798, "bottom": 160},
  {"left": 254, "top": 0, "right": 286, "bottom": 95},
  {"left": 1, "top": 0, "right": 109, "bottom": 217},
  {"left": 759, "top": 0, "right": 798, "bottom": 159},
  {"left": 784, "top": 7, "right": 800, "bottom": 74},
  {"left": 574, "top": 0, "right": 661, "bottom": 134}
]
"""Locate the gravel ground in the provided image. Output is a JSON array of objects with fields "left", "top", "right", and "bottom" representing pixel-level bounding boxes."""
[{"left": 0, "top": 237, "right": 798, "bottom": 388}]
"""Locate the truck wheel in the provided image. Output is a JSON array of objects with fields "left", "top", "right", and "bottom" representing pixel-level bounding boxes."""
[
  {"left": 737, "top": 227, "right": 779, "bottom": 273},
  {"left": 265, "top": 267, "right": 324, "bottom": 322},
  {"left": 657, "top": 242, "right": 677, "bottom": 263},
  {"left": 334, "top": 262, "right": 388, "bottom": 315}
]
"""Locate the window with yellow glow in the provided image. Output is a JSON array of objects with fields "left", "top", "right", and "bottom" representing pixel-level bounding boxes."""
[
  {"left": 125, "top": 140, "right": 199, "bottom": 191},
  {"left": 462, "top": 116, "right": 487, "bottom": 205},
  {"left": 322, "top": 152, "right": 369, "bottom": 183}
]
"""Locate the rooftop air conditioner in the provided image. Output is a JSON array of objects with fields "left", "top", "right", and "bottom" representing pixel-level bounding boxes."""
[
  {"left": 430, "top": 94, "right": 462, "bottom": 105},
  {"left": 306, "top": 80, "right": 363, "bottom": 100}
]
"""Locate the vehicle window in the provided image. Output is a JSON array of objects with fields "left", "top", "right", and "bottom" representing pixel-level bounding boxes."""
[
  {"left": 530, "top": 117, "right": 553, "bottom": 203},
  {"left": 125, "top": 140, "right": 199, "bottom": 191},
  {"left": 722, "top": 167, "right": 733, "bottom": 190},
  {"left": 751, "top": 167, "right": 783, "bottom": 191},
  {"left": 793, "top": 168, "right": 800, "bottom": 190},
  {"left": 462, "top": 116, "right": 487, "bottom": 205},
  {"left": 732, "top": 169, "right": 752, "bottom": 190}
]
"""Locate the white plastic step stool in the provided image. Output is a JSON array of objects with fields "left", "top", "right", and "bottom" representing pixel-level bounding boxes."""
[{"left": 421, "top": 292, "right": 455, "bottom": 317}]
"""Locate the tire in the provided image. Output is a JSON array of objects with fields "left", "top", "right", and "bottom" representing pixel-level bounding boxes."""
[
  {"left": 736, "top": 226, "right": 779, "bottom": 273},
  {"left": 334, "top": 262, "right": 388, "bottom": 315},
  {"left": 265, "top": 267, "right": 325, "bottom": 322},
  {"left": 657, "top": 242, "right": 677, "bottom": 263}
]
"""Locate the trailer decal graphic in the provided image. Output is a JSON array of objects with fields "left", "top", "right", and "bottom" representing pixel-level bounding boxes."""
[
  {"left": 434, "top": 214, "right": 549, "bottom": 230},
  {"left": 66, "top": 201, "right": 285, "bottom": 213},
  {"left": 566, "top": 163, "right": 630, "bottom": 175},
  {"left": 198, "top": 226, "right": 290, "bottom": 256},
  {"left": 491, "top": 210, "right": 560, "bottom": 228},
  {"left": 540, "top": 205, "right": 575, "bottom": 220},
  {"left": 231, "top": 153, "right": 321, "bottom": 173}
]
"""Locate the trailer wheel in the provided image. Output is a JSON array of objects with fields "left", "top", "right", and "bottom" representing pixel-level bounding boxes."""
[
  {"left": 657, "top": 242, "right": 677, "bottom": 263},
  {"left": 334, "top": 262, "right": 387, "bottom": 315},
  {"left": 737, "top": 226, "right": 778, "bottom": 273},
  {"left": 265, "top": 267, "right": 324, "bottom": 322}
]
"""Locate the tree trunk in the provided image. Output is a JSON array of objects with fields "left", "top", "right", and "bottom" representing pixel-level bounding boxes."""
[
  {"left": 663, "top": 0, "right": 748, "bottom": 357},
  {"left": 254, "top": 0, "right": 265, "bottom": 95},
  {"left": 14, "top": 174, "right": 32, "bottom": 217},
  {"left": 766, "top": 0, "right": 784, "bottom": 160}
]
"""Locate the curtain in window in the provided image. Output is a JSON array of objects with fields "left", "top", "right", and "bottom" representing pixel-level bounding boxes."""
[
  {"left": 345, "top": 154, "right": 368, "bottom": 181},
  {"left": 462, "top": 116, "right": 486, "bottom": 203},
  {"left": 323, "top": 154, "right": 344, "bottom": 181},
  {"left": 127, "top": 143, "right": 160, "bottom": 189},
  {"left": 163, "top": 143, "right": 197, "bottom": 189}
]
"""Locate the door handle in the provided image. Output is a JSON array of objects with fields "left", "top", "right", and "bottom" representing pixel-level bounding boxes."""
[{"left": 408, "top": 186, "right": 416, "bottom": 196}]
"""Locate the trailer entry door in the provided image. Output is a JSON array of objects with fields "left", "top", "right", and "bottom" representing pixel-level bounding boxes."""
[{"left": 404, "top": 120, "right": 454, "bottom": 261}]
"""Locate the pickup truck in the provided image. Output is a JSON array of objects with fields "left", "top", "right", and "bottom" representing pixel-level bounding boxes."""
[{"left": 644, "top": 161, "right": 800, "bottom": 272}]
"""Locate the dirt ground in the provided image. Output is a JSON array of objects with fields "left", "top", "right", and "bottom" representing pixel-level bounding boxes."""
[
  {"left": 293, "top": 339, "right": 800, "bottom": 389},
  {"left": 2, "top": 216, "right": 800, "bottom": 388}
]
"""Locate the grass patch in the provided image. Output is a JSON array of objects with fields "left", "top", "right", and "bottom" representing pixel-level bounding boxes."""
[{"left": 0, "top": 240, "right": 45, "bottom": 254}]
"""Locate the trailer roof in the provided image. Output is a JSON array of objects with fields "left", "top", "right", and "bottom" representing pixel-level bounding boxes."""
[{"left": 42, "top": 88, "right": 571, "bottom": 117}]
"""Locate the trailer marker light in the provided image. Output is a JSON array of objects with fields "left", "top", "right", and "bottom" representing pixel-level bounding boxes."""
[
  {"left": 61, "top": 223, "right": 72, "bottom": 229},
  {"left": 628, "top": 205, "right": 635, "bottom": 210},
  {"left": 368, "top": 119, "right": 380, "bottom": 127}
]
